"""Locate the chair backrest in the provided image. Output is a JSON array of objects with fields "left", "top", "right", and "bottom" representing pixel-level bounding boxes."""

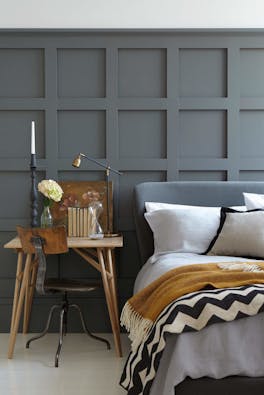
[
  {"left": 16, "top": 226, "right": 68, "bottom": 295},
  {"left": 16, "top": 226, "right": 68, "bottom": 255}
]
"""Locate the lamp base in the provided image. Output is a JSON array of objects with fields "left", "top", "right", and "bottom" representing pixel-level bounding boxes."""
[{"left": 104, "top": 232, "right": 120, "bottom": 238}]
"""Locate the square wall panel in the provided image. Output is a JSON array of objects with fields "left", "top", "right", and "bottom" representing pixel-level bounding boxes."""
[
  {"left": 57, "top": 49, "right": 106, "bottom": 98},
  {"left": 179, "top": 110, "right": 227, "bottom": 158},
  {"left": 119, "top": 110, "right": 166, "bottom": 158},
  {"left": 239, "top": 171, "right": 264, "bottom": 181},
  {"left": 58, "top": 111, "right": 106, "bottom": 159},
  {"left": 0, "top": 171, "right": 44, "bottom": 220},
  {"left": 240, "top": 49, "right": 264, "bottom": 97},
  {"left": 0, "top": 111, "right": 45, "bottom": 159},
  {"left": 118, "top": 49, "right": 166, "bottom": 97},
  {"left": 179, "top": 171, "right": 227, "bottom": 181},
  {"left": 240, "top": 111, "right": 264, "bottom": 158},
  {"left": 179, "top": 49, "right": 227, "bottom": 97},
  {"left": 0, "top": 49, "right": 44, "bottom": 98},
  {"left": 118, "top": 171, "right": 166, "bottom": 219}
]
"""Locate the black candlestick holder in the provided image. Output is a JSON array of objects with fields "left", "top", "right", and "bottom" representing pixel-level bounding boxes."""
[{"left": 30, "top": 153, "right": 38, "bottom": 227}]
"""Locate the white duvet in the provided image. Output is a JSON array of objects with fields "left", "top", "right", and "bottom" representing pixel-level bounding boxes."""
[{"left": 134, "top": 253, "right": 264, "bottom": 395}]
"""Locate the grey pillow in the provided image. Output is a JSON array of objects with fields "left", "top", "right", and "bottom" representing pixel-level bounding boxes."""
[{"left": 206, "top": 207, "right": 264, "bottom": 258}]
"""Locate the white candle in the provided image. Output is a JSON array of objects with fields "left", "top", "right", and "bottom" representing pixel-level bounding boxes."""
[{"left": 31, "top": 121, "right": 35, "bottom": 154}]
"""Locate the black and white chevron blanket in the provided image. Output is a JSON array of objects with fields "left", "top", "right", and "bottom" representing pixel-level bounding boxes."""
[{"left": 120, "top": 284, "right": 264, "bottom": 395}]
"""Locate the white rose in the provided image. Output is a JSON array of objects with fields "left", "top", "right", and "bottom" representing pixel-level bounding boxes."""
[{"left": 38, "top": 179, "right": 63, "bottom": 202}]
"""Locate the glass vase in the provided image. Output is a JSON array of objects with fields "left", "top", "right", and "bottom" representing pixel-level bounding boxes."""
[
  {"left": 88, "top": 201, "right": 103, "bottom": 239},
  {"left": 40, "top": 205, "right": 53, "bottom": 228}
]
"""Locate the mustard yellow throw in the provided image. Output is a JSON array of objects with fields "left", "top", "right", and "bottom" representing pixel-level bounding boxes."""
[{"left": 121, "top": 261, "right": 264, "bottom": 350}]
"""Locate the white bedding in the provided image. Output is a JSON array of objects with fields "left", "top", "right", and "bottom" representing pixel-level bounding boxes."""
[
  {"left": 134, "top": 252, "right": 260, "bottom": 293},
  {"left": 134, "top": 253, "right": 264, "bottom": 395}
]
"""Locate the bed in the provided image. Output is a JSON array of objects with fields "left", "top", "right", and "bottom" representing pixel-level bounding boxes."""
[{"left": 121, "top": 181, "right": 264, "bottom": 395}]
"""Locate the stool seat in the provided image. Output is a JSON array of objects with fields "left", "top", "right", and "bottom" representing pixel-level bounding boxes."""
[{"left": 45, "top": 278, "right": 100, "bottom": 293}]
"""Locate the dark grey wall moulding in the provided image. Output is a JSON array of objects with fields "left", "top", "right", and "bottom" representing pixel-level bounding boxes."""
[
  {"left": 1, "top": 28, "right": 264, "bottom": 33},
  {"left": 1, "top": 28, "right": 264, "bottom": 332}
]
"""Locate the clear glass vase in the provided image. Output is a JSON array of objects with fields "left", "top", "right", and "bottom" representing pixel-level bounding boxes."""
[
  {"left": 40, "top": 205, "right": 53, "bottom": 228},
  {"left": 88, "top": 201, "right": 103, "bottom": 239}
]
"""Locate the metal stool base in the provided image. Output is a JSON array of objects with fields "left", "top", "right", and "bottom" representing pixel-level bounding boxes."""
[{"left": 26, "top": 293, "right": 111, "bottom": 367}]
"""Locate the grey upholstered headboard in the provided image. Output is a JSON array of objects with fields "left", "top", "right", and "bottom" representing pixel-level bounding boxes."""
[{"left": 133, "top": 181, "right": 264, "bottom": 266}]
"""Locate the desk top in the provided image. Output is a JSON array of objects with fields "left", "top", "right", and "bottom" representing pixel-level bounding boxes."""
[{"left": 4, "top": 235, "right": 123, "bottom": 250}]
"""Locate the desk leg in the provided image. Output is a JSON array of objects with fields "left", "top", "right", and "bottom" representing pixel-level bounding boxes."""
[
  {"left": 97, "top": 248, "right": 122, "bottom": 357},
  {"left": 10, "top": 251, "right": 23, "bottom": 333},
  {"left": 8, "top": 253, "right": 32, "bottom": 359},
  {"left": 23, "top": 256, "right": 37, "bottom": 334},
  {"left": 106, "top": 249, "right": 120, "bottom": 336},
  {"left": 23, "top": 262, "right": 30, "bottom": 334},
  {"left": 106, "top": 248, "right": 122, "bottom": 356}
]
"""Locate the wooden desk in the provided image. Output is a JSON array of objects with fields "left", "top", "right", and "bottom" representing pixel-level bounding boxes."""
[{"left": 4, "top": 235, "right": 123, "bottom": 359}]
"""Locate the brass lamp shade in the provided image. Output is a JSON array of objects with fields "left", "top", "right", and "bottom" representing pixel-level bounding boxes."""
[{"left": 72, "top": 155, "right": 82, "bottom": 168}]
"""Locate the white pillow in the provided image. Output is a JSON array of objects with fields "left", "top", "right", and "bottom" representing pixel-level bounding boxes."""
[
  {"left": 207, "top": 207, "right": 264, "bottom": 258},
  {"left": 243, "top": 192, "right": 264, "bottom": 210},
  {"left": 144, "top": 206, "right": 220, "bottom": 254},
  {"left": 145, "top": 202, "right": 203, "bottom": 212},
  {"left": 145, "top": 201, "right": 246, "bottom": 212}
]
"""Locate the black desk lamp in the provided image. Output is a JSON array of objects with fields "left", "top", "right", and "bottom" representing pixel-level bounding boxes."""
[{"left": 72, "top": 153, "right": 122, "bottom": 237}]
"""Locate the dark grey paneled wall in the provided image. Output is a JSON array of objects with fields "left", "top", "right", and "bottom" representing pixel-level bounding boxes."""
[{"left": 1, "top": 29, "right": 264, "bottom": 332}]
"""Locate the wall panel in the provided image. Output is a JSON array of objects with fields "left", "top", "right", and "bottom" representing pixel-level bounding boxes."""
[
  {"left": 0, "top": 48, "right": 44, "bottom": 98},
  {"left": 57, "top": 48, "right": 106, "bottom": 98},
  {"left": 179, "top": 48, "right": 227, "bottom": 97},
  {"left": 1, "top": 29, "right": 264, "bottom": 332}
]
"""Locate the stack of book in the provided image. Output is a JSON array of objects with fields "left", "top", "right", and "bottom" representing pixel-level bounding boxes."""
[{"left": 68, "top": 207, "right": 90, "bottom": 237}]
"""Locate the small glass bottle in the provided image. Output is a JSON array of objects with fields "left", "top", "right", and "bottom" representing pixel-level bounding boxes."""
[
  {"left": 88, "top": 201, "right": 103, "bottom": 239},
  {"left": 40, "top": 205, "right": 53, "bottom": 228}
]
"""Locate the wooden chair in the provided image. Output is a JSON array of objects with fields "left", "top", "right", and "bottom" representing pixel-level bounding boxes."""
[{"left": 16, "top": 225, "right": 110, "bottom": 367}]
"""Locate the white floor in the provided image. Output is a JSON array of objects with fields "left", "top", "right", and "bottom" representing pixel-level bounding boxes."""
[{"left": 0, "top": 333, "right": 130, "bottom": 395}]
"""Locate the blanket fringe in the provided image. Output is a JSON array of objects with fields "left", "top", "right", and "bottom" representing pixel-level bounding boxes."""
[
  {"left": 217, "top": 262, "right": 263, "bottom": 272},
  {"left": 120, "top": 302, "right": 153, "bottom": 351}
]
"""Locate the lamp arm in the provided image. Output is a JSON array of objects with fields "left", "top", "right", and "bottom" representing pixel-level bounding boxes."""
[{"left": 79, "top": 153, "right": 122, "bottom": 175}]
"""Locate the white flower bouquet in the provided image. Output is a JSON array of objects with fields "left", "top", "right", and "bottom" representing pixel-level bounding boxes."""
[{"left": 38, "top": 179, "right": 63, "bottom": 206}]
